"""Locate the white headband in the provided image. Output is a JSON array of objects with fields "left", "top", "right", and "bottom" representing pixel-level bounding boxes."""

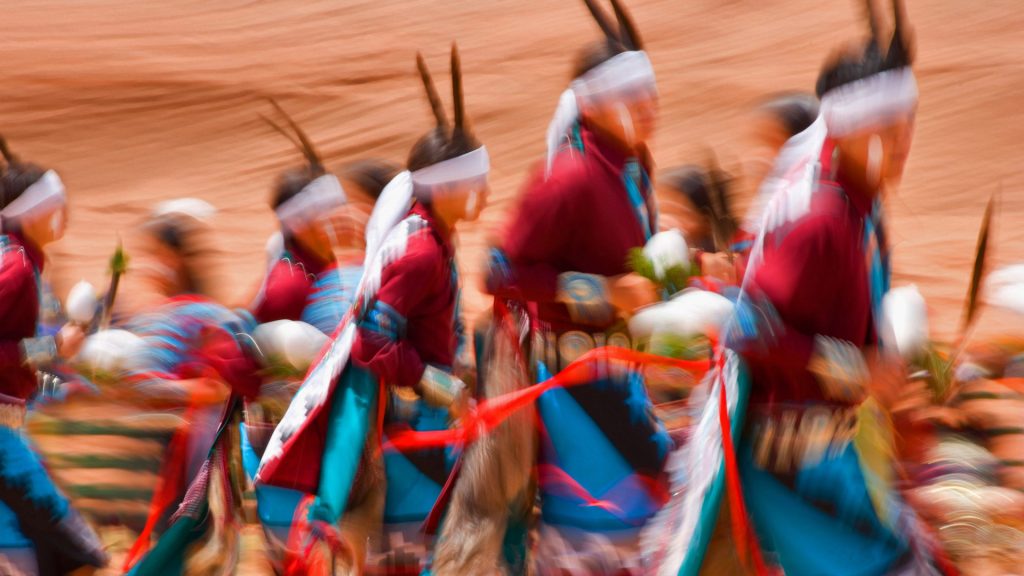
[
  {"left": 821, "top": 67, "right": 918, "bottom": 137},
  {"left": 0, "top": 170, "right": 66, "bottom": 231},
  {"left": 365, "top": 145, "right": 490, "bottom": 269},
  {"left": 274, "top": 174, "right": 347, "bottom": 231},
  {"left": 570, "top": 50, "right": 657, "bottom": 103},
  {"left": 153, "top": 198, "right": 217, "bottom": 222},
  {"left": 410, "top": 146, "right": 490, "bottom": 189},
  {"left": 545, "top": 51, "right": 656, "bottom": 176}
]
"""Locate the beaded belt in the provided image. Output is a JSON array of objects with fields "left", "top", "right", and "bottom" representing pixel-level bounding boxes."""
[
  {"left": 747, "top": 404, "right": 859, "bottom": 474},
  {"left": 533, "top": 329, "right": 634, "bottom": 372}
]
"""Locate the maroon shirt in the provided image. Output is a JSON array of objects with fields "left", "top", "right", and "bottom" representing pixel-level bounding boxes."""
[
  {"left": 491, "top": 124, "right": 656, "bottom": 333},
  {"left": 251, "top": 238, "right": 333, "bottom": 323},
  {"left": 351, "top": 203, "right": 458, "bottom": 389},
  {"left": 738, "top": 139, "right": 884, "bottom": 406},
  {"left": 0, "top": 233, "right": 44, "bottom": 400}
]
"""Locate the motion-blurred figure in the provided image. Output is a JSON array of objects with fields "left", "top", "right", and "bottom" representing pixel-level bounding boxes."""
[
  {"left": 742, "top": 92, "right": 823, "bottom": 239},
  {"left": 720, "top": 1, "right": 949, "bottom": 573},
  {"left": 658, "top": 164, "right": 742, "bottom": 285},
  {"left": 0, "top": 137, "right": 107, "bottom": 575},
  {"left": 112, "top": 198, "right": 218, "bottom": 321},
  {"left": 256, "top": 45, "right": 487, "bottom": 574},
  {"left": 485, "top": 0, "right": 673, "bottom": 571}
]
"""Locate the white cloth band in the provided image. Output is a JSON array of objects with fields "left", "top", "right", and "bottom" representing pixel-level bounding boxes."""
[
  {"left": 409, "top": 146, "right": 490, "bottom": 188},
  {"left": 569, "top": 51, "right": 657, "bottom": 104},
  {"left": 742, "top": 113, "right": 827, "bottom": 287},
  {"left": 153, "top": 198, "right": 216, "bottom": 222},
  {"left": 365, "top": 145, "right": 490, "bottom": 268},
  {"left": 744, "top": 113, "right": 828, "bottom": 235},
  {"left": 0, "top": 170, "right": 66, "bottom": 230},
  {"left": 364, "top": 171, "right": 414, "bottom": 270},
  {"left": 821, "top": 67, "right": 918, "bottom": 137},
  {"left": 274, "top": 174, "right": 347, "bottom": 231},
  {"left": 545, "top": 51, "right": 656, "bottom": 176}
]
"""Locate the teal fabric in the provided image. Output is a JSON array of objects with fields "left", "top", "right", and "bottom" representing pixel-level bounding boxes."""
[
  {"left": 623, "top": 159, "right": 655, "bottom": 241},
  {"left": 382, "top": 401, "right": 452, "bottom": 523},
  {"left": 310, "top": 365, "right": 379, "bottom": 524},
  {"left": 382, "top": 449, "right": 443, "bottom": 523},
  {"left": 125, "top": 508, "right": 204, "bottom": 576},
  {"left": 677, "top": 357, "right": 751, "bottom": 576},
  {"left": 739, "top": 443, "right": 909, "bottom": 576},
  {"left": 501, "top": 499, "right": 531, "bottom": 575},
  {"left": 863, "top": 200, "right": 890, "bottom": 342}
]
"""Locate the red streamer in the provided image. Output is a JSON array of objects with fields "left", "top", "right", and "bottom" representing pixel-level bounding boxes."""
[
  {"left": 714, "top": 354, "right": 773, "bottom": 576},
  {"left": 383, "top": 346, "right": 710, "bottom": 452},
  {"left": 283, "top": 495, "right": 353, "bottom": 575},
  {"left": 122, "top": 407, "right": 195, "bottom": 572}
]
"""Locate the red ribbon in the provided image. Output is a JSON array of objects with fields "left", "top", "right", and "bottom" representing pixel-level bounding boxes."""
[
  {"left": 122, "top": 406, "right": 195, "bottom": 572},
  {"left": 714, "top": 353, "right": 774, "bottom": 576},
  {"left": 383, "top": 347, "right": 710, "bottom": 452},
  {"left": 283, "top": 495, "right": 354, "bottom": 575}
]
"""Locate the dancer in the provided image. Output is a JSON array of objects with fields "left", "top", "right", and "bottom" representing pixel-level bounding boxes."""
[
  {"left": 253, "top": 110, "right": 401, "bottom": 339},
  {"left": 485, "top": 0, "right": 674, "bottom": 571},
  {"left": 720, "top": 1, "right": 949, "bottom": 573},
  {"left": 0, "top": 137, "right": 107, "bottom": 575},
  {"left": 256, "top": 43, "right": 488, "bottom": 574},
  {"left": 113, "top": 198, "right": 218, "bottom": 321}
]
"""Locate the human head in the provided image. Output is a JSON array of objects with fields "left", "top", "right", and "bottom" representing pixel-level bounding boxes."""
[
  {"left": 406, "top": 46, "right": 490, "bottom": 229},
  {"left": 263, "top": 100, "right": 347, "bottom": 261},
  {"left": 334, "top": 159, "right": 401, "bottom": 248},
  {"left": 271, "top": 166, "right": 337, "bottom": 261},
  {"left": 659, "top": 165, "right": 735, "bottom": 251},
  {"left": 143, "top": 199, "right": 216, "bottom": 297},
  {"left": 816, "top": 0, "right": 917, "bottom": 196},
  {"left": 572, "top": 0, "right": 657, "bottom": 152},
  {"left": 0, "top": 137, "right": 67, "bottom": 248},
  {"left": 746, "top": 92, "right": 820, "bottom": 188}
]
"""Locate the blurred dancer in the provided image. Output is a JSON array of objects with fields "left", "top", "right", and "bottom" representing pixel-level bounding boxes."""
[
  {"left": 722, "top": 1, "right": 949, "bottom": 573},
  {"left": 112, "top": 198, "right": 218, "bottom": 321},
  {"left": 658, "top": 164, "right": 743, "bottom": 285},
  {"left": 742, "top": 92, "right": 824, "bottom": 238},
  {"left": 485, "top": 0, "right": 673, "bottom": 571},
  {"left": 0, "top": 138, "right": 107, "bottom": 575},
  {"left": 118, "top": 298, "right": 265, "bottom": 574},
  {"left": 251, "top": 106, "right": 392, "bottom": 335},
  {"left": 256, "top": 44, "right": 487, "bottom": 573}
]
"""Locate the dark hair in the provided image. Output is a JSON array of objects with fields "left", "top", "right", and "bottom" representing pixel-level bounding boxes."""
[
  {"left": 758, "top": 92, "right": 820, "bottom": 138},
  {"left": 147, "top": 218, "right": 207, "bottom": 295},
  {"left": 0, "top": 137, "right": 49, "bottom": 229},
  {"left": 407, "top": 128, "right": 480, "bottom": 173},
  {"left": 663, "top": 164, "right": 738, "bottom": 241},
  {"left": 262, "top": 99, "right": 328, "bottom": 210},
  {"left": 340, "top": 159, "right": 402, "bottom": 201},
  {"left": 572, "top": 40, "right": 625, "bottom": 79},
  {"left": 816, "top": 0, "right": 914, "bottom": 97},
  {"left": 270, "top": 165, "right": 322, "bottom": 210},
  {"left": 572, "top": 0, "right": 644, "bottom": 79},
  {"left": 407, "top": 45, "right": 482, "bottom": 173},
  {"left": 664, "top": 166, "right": 714, "bottom": 216}
]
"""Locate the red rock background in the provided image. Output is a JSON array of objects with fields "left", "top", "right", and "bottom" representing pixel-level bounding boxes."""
[{"left": 3, "top": 0, "right": 1022, "bottom": 340}]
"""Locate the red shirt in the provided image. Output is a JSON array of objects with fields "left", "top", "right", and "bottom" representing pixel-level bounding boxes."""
[
  {"left": 0, "top": 233, "right": 44, "bottom": 400},
  {"left": 491, "top": 124, "right": 656, "bottom": 333},
  {"left": 737, "top": 140, "right": 884, "bottom": 406},
  {"left": 351, "top": 203, "right": 458, "bottom": 388},
  {"left": 251, "top": 238, "right": 334, "bottom": 323}
]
